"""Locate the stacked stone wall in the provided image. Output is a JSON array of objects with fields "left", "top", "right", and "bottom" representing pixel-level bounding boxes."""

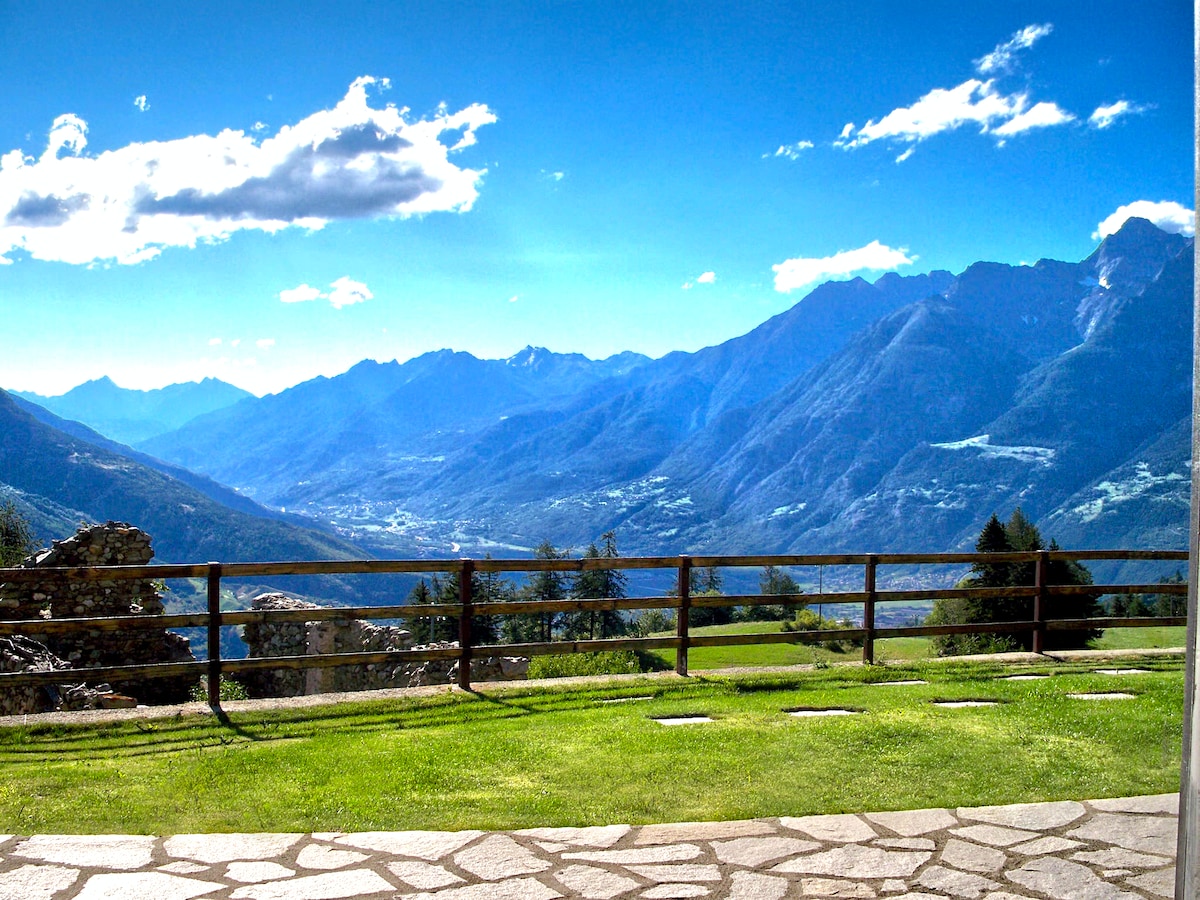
[
  {"left": 0, "top": 522, "right": 195, "bottom": 707},
  {"left": 240, "top": 593, "right": 528, "bottom": 698}
]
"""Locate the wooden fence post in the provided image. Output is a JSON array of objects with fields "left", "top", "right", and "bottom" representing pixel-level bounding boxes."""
[
  {"left": 206, "top": 562, "right": 222, "bottom": 705},
  {"left": 458, "top": 559, "right": 474, "bottom": 690},
  {"left": 1033, "top": 550, "right": 1048, "bottom": 654},
  {"left": 676, "top": 555, "right": 691, "bottom": 676},
  {"left": 863, "top": 555, "right": 877, "bottom": 665}
]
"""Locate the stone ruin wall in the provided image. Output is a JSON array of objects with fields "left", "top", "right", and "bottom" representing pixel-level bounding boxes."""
[
  {"left": 0, "top": 523, "right": 530, "bottom": 715},
  {"left": 0, "top": 522, "right": 196, "bottom": 714},
  {"left": 240, "top": 593, "right": 529, "bottom": 698}
]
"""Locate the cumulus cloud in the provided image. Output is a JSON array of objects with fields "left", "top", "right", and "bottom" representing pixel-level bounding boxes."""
[
  {"left": 134, "top": 95, "right": 149, "bottom": 112},
  {"left": 280, "top": 276, "right": 373, "bottom": 309},
  {"left": 835, "top": 24, "right": 1072, "bottom": 160},
  {"left": 681, "top": 270, "right": 716, "bottom": 290},
  {"left": 256, "top": 338, "right": 276, "bottom": 349},
  {"left": 992, "top": 101, "right": 1075, "bottom": 137},
  {"left": 279, "top": 283, "right": 325, "bottom": 304},
  {"left": 772, "top": 241, "right": 914, "bottom": 293},
  {"left": 765, "top": 141, "right": 814, "bottom": 161},
  {"left": 208, "top": 337, "right": 222, "bottom": 346},
  {"left": 1093, "top": 200, "right": 1194, "bottom": 240},
  {"left": 327, "top": 276, "right": 373, "bottom": 309},
  {"left": 1089, "top": 100, "right": 1149, "bottom": 129},
  {"left": 0, "top": 76, "right": 496, "bottom": 265},
  {"left": 973, "top": 23, "right": 1053, "bottom": 75}
]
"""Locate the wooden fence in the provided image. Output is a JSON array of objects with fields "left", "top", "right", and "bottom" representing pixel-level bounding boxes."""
[{"left": 0, "top": 549, "right": 1188, "bottom": 703}]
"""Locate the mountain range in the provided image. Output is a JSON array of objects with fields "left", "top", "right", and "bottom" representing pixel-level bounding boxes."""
[
  {"left": 14, "top": 376, "right": 253, "bottom": 445},
  {"left": 7, "top": 217, "right": 1192, "bottom": 572}
]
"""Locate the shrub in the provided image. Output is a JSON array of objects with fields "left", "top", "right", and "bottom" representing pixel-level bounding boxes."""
[
  {"left": 527, "top": 650, "right": 668, "bottom": 679},
  {"left": 190, "top": 676, "right": 250, "bottom": 702}
]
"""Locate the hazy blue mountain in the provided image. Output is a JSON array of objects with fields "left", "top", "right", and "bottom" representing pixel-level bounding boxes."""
[
  {"left": 136, "top": 220, "right": 1189, "bottom": 558},
  {"left": 399, "top": 219, "right": 1190, "bottom": 554},
  {"left": 0, "top": 389, "right": 384, "bottom": 602},
  {"left": 13, "top": 376, "right": 253, "bottom": 445},
  {"left": 9, "top": 393, "right": 312, "bottom": 525}
]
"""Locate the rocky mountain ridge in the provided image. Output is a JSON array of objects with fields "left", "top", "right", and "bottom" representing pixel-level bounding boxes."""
[{"left": 17, "top": 218, "right": 1193, "bottom": 560}]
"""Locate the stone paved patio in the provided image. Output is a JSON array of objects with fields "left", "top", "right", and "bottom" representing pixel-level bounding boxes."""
[{"left": 0, "top": 794, "right": 1179, "bottom": 899}]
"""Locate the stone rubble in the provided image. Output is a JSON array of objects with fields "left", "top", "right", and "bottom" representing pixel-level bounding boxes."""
[
  {"left": 0, "top": 522, "right": 195, "bottom": 710},
  {"left": 239, "top": 593, "right": 529, "bottom": 697},
  {"left": 0, "top": 794, "right": 1181, "bottom": 898}
]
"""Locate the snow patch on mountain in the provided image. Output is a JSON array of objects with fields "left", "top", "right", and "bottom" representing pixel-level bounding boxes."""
[
  {"left": 930, "top": 434, "right": 1056, "bottom": 465},
  {"left": 1070, "top": 462, "right": 1188, "bottom": 523}
]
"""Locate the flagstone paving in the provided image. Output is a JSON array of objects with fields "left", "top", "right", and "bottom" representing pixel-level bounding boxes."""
[{"left": 0, "top": 795, "right": 1180, "bottom": 898}]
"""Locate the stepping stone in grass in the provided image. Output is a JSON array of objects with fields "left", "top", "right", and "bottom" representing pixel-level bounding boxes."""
[
  {"left": 652, "top": 715, "right": 714, "bottom": 725},
  {"left": 1067, "top": 692, "right": 1136, "bottom": 700},
  {"left": 1094, "top": 668, "right": 1151, "bottom": 675},
  {"left": 785, "top": 707, "right": 861, "bottom": 718},
  {"left": 871, "top": 679, "right": 928, "bottom": 686},
  {"left": 1000, "top": 674, "right": 1051, "bottom": 681},
  {"left": 933, "top": 700, "right": 1000, "bottom": 708}
]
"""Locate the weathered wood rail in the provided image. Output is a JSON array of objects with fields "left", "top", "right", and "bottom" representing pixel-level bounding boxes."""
[{"left": 0, "top": 549, "right": 1187, "bottom": 702}]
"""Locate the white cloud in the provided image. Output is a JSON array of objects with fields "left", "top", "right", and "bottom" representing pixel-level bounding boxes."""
[
  {"left": 765, "top": 141, "right": 814, "bottom": 161},
  {"left": 256, "top": 338, "right": 276, "bottom": 349},
  {"left": 327, "top": 276, "right": 373, "bottom": 309},
  {"left": 974, "top": 23, "right": 1053, "bottom": 75},
  {"left": 0, "top": 75, "right": 496, "bottom": 265},
  {"left": 1093, "top": 200, "right": 1195, "bottom": 240},
  {"left": 251, "top": 121, "right": 268, "bottom": 133},
  {"left": 280, "top": 277, "right": 373, "bottom": 309},
  {"left": 836, "top": 79, "right": 1021, "bottom": 151},
  {"left": 772, "top": 240, "right": 915, "bottom": 293},
  {"left": 540, "top": 169, "right": 565, "bottom": 182},
  {"left": 1089, "top": 100, "right": 1149, "bottom": 129},
  {"left": 992, "top": 101, "right": 1075, "bottom": 137},
  {"left": 208, "top": 337, "right": 222, "bottom": 346},
  {"left": 835, "top": 24, "right": 1072, "bottom": 159},
  {"left": 279, "top": 283, "right": 325, "bottom": 304},
  {"left": 43, "top": 114, "right": 88, "bottom": 162},
  {"left": 133, "top": 95, "right": 149, "bottom": 112},
  {"left": 508, "top": 295, "right": 519, "bottom": 303},
  {"left": 697, "top": 271, "right": 716, "bottom": 284}
]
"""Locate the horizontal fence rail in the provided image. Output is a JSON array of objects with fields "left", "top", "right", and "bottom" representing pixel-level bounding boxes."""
[{"left": 0, "top": 549, "right": 1189, "bottom": 701}]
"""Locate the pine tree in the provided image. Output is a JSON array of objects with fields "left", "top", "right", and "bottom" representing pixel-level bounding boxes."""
[
  {"left": 0, "top": 502, "right": 34, "bottom": 568},
  {"left": 515, "top": 541, "right": 569, "bottom": 643},
  {"left": 746, "top": 565, "right": 804, "bottom": 621},
  {"left": 929, "top": 510, "right": 1098, "bottom": 654},
  {"left": 688, "top": 565, "right": 731, "bottom": 627},
  {"left": 569, "top": 532, "right": 628, "bottom": 640}
]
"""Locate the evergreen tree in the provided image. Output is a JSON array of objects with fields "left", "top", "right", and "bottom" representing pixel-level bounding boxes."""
[
  {"left": 745, "top": 565, "right": 804, "bottom": 621},
  {"left": 0, "top": 502, "right": 34, "bottom": 568},
  {"left": 514, "top": 541, "right": 569, "bottom": 643},
  {"left": 687, "top": 565, "right": 732, "bottom": 628},
  {"left": 569, "top": 531, "right": 628, "bottom": 640},
  {"left": 407, "top": 578, "right": 456, "bottom": 643},
  {"left": 929, "top": 510, "right": 1099, "bottom": 654}
]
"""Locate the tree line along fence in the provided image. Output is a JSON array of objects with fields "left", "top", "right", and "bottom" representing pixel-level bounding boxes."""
[{"left": 0, "top": 549, "right": 1188, "bottom": 704}]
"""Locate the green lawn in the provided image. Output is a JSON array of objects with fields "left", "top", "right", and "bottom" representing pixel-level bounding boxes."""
[
  {"left": 643, "top": 621, "right": 1186, "bottom": 672},
  {"left": 643, "top": 623, "right": 933, "bottom": 669},
  {"left": 1093, "top": 626, "right": 1187, "bottom": 651},
  {"left": 0, "top": 657, "right": 1182, "bottom": 834}
]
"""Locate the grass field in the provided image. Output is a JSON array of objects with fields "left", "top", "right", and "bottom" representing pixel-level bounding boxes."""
[
  {"left": 0, "top": 656, "right": 1182, "bottom": 835},
  {"left": 643, "top": 621, "right": 1187, "bottom": 671}
]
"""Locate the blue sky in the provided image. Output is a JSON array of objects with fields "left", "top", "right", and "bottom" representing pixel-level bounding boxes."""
[{"left": 0, "top": 1, "right": 1192, "bottom": 396}]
